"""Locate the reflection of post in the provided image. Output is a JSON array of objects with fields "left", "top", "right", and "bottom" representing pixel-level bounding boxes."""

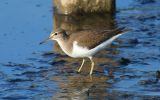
[
  {"left": 53, "top": 0, "right": 115, "bottom": 14},
  {"left": 52, "top": 75, "right": 111, "bottom": 100},
  {"left": 53, "top": 13, "right": 116, "bottom": 32}
]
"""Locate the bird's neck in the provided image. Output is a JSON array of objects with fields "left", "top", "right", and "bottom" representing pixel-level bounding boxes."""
[
  {"left": 56, "top": 36, "right": 73, "bottom": 56},
  {"left": 57, "top": 34, "right": 69, "bottom": 44}
]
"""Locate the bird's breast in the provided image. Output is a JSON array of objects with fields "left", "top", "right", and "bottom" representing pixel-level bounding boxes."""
[{"left": 71, "top": 41, "right": 94, "bottom": 58}]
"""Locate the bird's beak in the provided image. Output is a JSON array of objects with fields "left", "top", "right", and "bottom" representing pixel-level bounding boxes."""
[
  {"left": 39, "top": 33, "right": 53, "bottom": 45},
  {"left": 39, "top": 37, "right": 50, "bottom": 45}
]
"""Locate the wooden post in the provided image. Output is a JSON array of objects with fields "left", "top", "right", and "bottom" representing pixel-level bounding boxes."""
[{"left": 53, "top": 0, "right": 115, "bottom": 15}]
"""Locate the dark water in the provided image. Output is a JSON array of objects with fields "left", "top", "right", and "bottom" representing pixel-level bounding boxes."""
[{"left": 0, "top": 0, "right": 160, "bottom": 100}]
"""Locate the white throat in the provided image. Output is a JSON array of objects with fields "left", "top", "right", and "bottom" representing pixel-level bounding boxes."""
[{"left": 56, "top": 39, "right": 72, "bottom": 57}]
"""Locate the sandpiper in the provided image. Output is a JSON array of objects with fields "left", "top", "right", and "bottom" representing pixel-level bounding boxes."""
[{"left": 40, "top": 27, "right": 130, "bottom": 75}]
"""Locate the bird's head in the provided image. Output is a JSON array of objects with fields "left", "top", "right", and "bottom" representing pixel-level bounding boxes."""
[
  {"left": 40, "top": 28, "right": 67, "bottom": 44},
  {"left": 50, "top": 28, "right": 67, "bottom": 40}
]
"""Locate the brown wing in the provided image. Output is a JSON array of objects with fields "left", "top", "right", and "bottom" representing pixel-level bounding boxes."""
[{"left": 68, "top": 27, "right": 129, "bottom": 49}]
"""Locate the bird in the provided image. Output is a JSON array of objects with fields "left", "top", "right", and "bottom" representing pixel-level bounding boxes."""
[{"left": 40, "top": 27, "right": 130, "bottom": 75}]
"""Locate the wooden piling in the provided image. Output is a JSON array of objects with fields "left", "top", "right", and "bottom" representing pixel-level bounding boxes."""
[{"left": 53, "top": 0, "right": 115, "bottom": 15}]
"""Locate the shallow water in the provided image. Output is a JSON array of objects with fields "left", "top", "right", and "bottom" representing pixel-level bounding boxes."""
[{"left": 0, "top": 0, "right": 160, "bottom": 100}]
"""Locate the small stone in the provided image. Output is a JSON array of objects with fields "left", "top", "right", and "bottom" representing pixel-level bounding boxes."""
[
  {"left": 30, "top": 84, "right": 37, "bottom": 88},
  {"left": 119, "top": 58, "right": 131, "bottom": 65},
  {"left": 128, "top": 38, "right": 139, "bottom": 44}
]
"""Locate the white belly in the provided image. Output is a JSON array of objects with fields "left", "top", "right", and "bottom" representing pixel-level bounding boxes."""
[{"left": 71, "top": 41, "right": 93, "bottom": 58}]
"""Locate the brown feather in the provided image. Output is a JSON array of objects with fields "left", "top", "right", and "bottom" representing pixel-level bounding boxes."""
[{"left": 67, "top": 27, "right": 128, "bottom": 49}]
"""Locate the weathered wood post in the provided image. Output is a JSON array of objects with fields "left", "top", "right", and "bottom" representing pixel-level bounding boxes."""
[{"left": 53, "top": 0, "right": 115, "bottom": 14}]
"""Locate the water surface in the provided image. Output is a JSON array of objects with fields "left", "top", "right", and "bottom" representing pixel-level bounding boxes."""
[{"left": 0, "top": 0, "right": 160, "bottom": 100}]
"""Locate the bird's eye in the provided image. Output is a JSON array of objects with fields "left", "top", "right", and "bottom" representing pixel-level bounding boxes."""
[{"left": 54, "top": 33, "right": 58, "bottom": 35}]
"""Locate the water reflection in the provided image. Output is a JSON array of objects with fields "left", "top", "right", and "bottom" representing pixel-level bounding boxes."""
[
  {"left": 53, "top": 13, "right": 116, "bottom": 32},
  {"left": 52, "top": 72, "right": 114, "bottom": 100},
  {"left": 51, "top": 49, "right": 118, "bottom": 99}
]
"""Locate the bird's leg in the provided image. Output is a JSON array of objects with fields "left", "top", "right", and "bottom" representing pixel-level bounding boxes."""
[
  {"left": 78, "top": 59, "right": 85, "bottom": 72},
  {"left": 89, "top": 57, "right": 94, "bottom": 75}
]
